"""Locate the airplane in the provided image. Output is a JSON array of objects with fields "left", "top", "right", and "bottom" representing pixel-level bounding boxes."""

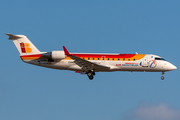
[{"left": 6, "top": 33, "right": 177, "bottom": 80}]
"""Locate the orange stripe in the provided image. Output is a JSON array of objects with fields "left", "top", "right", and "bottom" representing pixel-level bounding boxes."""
[
  {"left": 20, "top": 54, "right": 42, "bottom": 60},
  {"left": 65, "top": 54, "right": 145, "bottom": 61},
  {"left": 20, "top": 54, "right": 146, "bottom": 61},
  {"left": 21, "top": 57, "right": 41, "bottom": 60}
]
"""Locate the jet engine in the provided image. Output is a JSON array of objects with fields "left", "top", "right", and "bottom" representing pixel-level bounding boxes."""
[
  {"left": 42, "top": 51, "right": 66, "bottom": 60},
  {"left": 51, "top": 51, "right": 66, "bottom": 60}
]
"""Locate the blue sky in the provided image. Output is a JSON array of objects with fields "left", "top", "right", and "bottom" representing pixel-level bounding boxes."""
[{"left": 0, "top": 0, "right": 180, "bottom": 120}]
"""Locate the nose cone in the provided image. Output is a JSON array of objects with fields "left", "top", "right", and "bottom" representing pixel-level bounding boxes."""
[
  {"left": 168, "top": 63, "right": 177, "bottom": 71},
  {"left": 171, "top": 65, "right": 177, "bottom": 70}
]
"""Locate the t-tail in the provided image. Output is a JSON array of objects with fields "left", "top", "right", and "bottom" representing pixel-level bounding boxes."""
[{"left": 5, "top": 33, "right": 41, "bottom": 55}]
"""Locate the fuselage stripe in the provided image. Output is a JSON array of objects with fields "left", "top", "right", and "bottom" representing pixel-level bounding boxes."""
[{"left": 20, "top": 53, "right": 146, "bottom": 61}]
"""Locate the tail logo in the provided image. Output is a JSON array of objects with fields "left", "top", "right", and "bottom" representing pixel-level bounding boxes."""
[{"left": 20, "top": 43, "right": 32, "bottom": 53}]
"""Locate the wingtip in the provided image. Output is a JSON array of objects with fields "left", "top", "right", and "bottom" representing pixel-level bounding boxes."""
[{"left": 63, "top": 46, "right": 70, "bottom": 55}]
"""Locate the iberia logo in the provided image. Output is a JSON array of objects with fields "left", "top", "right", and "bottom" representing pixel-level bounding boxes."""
[{"left": 20, "top": 43, "right": 32, "bottom": 53}]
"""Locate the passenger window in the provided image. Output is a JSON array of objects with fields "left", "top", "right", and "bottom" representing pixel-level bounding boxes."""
[
  {"left": 98, "top": 58, "right": 99, "bottom": 60},
  {"left": 88, "top": 58, "right": 90, "bottom": 60},
  {"left": 123, "top": 58, "right": 125, "bottom": 61},
  {"left": 93, "top": 58, "right": 94, "bottom": 60},
  {"left": 133, "top": 59, "right": 135, "bottom": 61},
  {"left": 118, "top": 58, "right": 119, "bottom": 61},
  {"left": 112, "top": 58, "right": 114, "bottom": 60},
  {"left": 128, "top": 59, "right": 130, "bottom": 61},
  {"left": 108, "top": 58, "right": 109, "bottom": 60}
]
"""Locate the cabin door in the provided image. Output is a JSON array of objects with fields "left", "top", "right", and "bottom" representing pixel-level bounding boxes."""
[{"left": 142, "top": 57, "right": 148, "bottom": 67}]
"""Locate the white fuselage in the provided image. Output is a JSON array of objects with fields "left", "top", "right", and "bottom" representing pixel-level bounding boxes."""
[{"left": 23, "top": 53, "right": 176, "bottom": 72}]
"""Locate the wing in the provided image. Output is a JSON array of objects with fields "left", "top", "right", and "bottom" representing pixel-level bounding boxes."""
[{"left": 63, "top": 46, "right": 110, "bottom": 72}]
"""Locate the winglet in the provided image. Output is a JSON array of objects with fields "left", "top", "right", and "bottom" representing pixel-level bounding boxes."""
[{"left": 63, "top": 46, "right": 70, "bottom": 55}]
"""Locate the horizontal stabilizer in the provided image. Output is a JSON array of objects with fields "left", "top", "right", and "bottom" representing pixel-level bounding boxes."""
[{"left": 5, "top": 33, "right": 23, "bottom": 40}]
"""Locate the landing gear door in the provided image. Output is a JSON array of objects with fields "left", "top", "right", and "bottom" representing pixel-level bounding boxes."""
[{"left": 142, "top": 57, "right": 148, "bottom": 67}]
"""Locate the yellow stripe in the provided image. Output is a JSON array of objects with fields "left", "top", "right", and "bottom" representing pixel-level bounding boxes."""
[
  {"left": 21, "top": 57, "right": 41, "bottom": 60},
  {"left": 130, "top": 54, "right": 146, "bottom": 61},
  {"left": 64, "top": 54, "right": 145, "bottom": 61},
  {"left": 21, "top": 54, "right": 146, "bottom": 61}
]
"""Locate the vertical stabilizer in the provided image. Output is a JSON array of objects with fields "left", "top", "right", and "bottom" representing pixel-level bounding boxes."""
[{"left": 6, "top": 33, "right": 41, "bottom": 55}]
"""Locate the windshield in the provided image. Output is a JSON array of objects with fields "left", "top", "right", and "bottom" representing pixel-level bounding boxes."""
[{"left": 155, "top": 57, "right": 166, "bottom": 61}]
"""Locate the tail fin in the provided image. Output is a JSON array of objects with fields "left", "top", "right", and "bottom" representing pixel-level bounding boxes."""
[{"left": 6, "top": 33, "right": 41, "bottom": 55}]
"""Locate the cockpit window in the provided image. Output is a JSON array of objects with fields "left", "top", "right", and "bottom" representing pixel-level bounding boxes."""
[{"left": 155, "top": 57, "right": 166, "bottom": 61}]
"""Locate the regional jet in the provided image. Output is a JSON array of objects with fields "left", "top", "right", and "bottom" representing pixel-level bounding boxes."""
[{"left": 6, "top": 33, "right": 177, "bottom": 80}]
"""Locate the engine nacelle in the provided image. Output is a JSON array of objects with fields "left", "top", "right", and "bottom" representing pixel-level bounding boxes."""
[
  {"left": 41, "top": 51, "right": 66, "bottom": 60},
  {"left": 51, "top": 51, "right": 66, "bottom": 60}
]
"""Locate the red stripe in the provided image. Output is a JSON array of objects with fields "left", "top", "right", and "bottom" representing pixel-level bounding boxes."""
[
  {"left": 70, "top": 54, "right": 135, "bottom": 58},
  {"left": 20, "top": 53, "right": 135, "bottom": 59},
  {"left": 20, "top": 54, "right": 42, "bottom": 57}
]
